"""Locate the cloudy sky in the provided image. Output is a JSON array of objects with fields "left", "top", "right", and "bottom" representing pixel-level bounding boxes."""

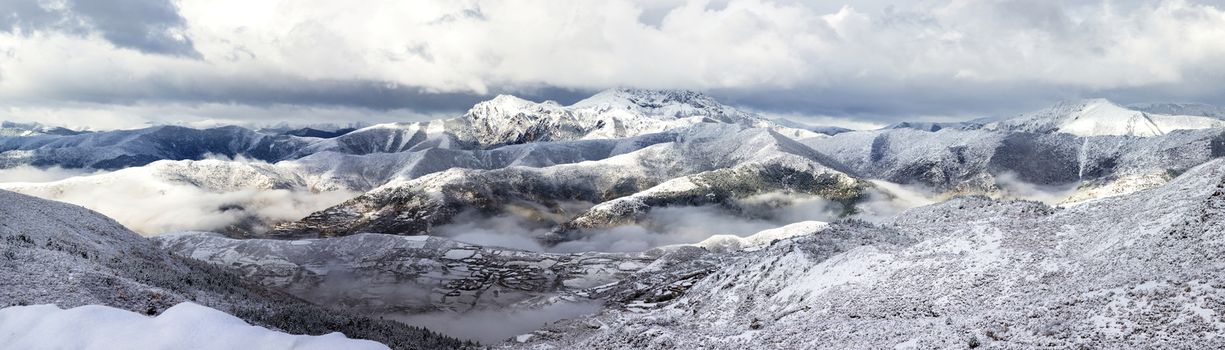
[{"left": 2, "top": 0, "right": 1225, "bottom": 129}]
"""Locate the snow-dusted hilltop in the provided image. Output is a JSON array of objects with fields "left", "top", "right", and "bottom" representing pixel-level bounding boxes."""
[
  {"left": 338, "top": 88, "right": 800, "bottom": 149},
  {"left": 987, "top": 98, "right": 1225, "bottom": 137}
]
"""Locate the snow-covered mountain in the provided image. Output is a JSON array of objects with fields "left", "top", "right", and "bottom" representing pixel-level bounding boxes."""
[
  {"left": 987, "top": 98, "right": 1225, "bottom": 137},
  {"left": 0, "top": 89, "right": 812, "bottom": 170},
  {"left": 316, "top": 88, "right": 816, "bottom": 151},
  {"left": 506, "top": 158, "right": 1225, "bottom": 348},
  {"left": 7, "top": 92, "right": 1225, "bottom": 243},
  {"left": 142, "top": 157, "right": 1225, "bottom": 347},
  {"left": 0, "top": 121, "right": 89, "bottom": 137},
  {"left": 0, "top": 125, "right": 313, "bottom": 169},
  {"left": 802, "top": 118, "right": 1225, "bottom": 204},
  {"left": 0, "top": 189, "right": 470, "bottom": 350},
  {"left": 271, "top": 124, "right": 863, "bottom": 241}
]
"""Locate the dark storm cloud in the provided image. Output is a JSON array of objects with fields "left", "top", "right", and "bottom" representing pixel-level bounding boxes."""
[
  {"left": 0, "top": 0, "right": 198, "bottom": 57},
  {"left": 36, "top": 72, "right": 593, "bottom": 114}
]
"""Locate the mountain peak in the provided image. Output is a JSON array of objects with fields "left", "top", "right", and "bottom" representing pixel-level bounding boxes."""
[
  {"left": 1061, "top": 98, "right": 1134, "bottom": 117},
  {"left": 482, "top": 94, "right": 536, "bottom": 107},
  {"left": 1039, "top": 98, "right": 1124, "bottom": 112},
  {"left": 571, "top": 88, "right": 719, "bottom": 109},
  {"left": 463, "top": 94, "right": 564, "bottom": 119},
  {"left": 991, "top": 97, "right": 1225, "bottom": 137}
]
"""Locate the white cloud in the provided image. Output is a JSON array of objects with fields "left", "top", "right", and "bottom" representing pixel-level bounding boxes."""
[
  {"left": 2, "top": 0, "right": 1225, "bottom": 124},
  {"left": 0, "top": 166, "right": 357, "bottom": 235},
  {"left": 993, "top": 171, "right": 1081, "bottom": 204},
  {"left": 0, "top": 165, "right": 105, "bottom": 183}
]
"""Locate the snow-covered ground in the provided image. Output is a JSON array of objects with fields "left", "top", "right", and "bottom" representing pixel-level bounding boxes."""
[{"left": 0, "top": 302, "right": 389, "bottom": 350}]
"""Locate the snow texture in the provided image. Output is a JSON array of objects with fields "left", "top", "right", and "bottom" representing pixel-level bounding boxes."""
[
  {"left": 507, "top": 158, "right": 1225, "bottom": 349},
  {"left": 0, "top": 302, "right": 389, "bottom": 350}
]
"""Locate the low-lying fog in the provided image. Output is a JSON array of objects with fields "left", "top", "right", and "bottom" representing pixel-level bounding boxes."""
[{"left": 0, "top": 164, "right": 1090, "bottom": 254}]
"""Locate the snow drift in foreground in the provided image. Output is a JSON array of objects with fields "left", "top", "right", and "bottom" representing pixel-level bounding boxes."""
[{"left": 0, "top": 302, "right": 389, "bottom": 350}]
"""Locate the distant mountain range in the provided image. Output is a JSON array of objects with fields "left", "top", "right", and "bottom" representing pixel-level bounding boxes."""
[
  {"left": 5, "top": 90, "right": 1225, "bottom": 347},
  {"left": 4, "top": 91, "right": 1223, "bottom": 240}
]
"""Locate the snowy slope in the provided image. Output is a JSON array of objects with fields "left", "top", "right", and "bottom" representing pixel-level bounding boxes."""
[
  {"left": 0, "top": 302, "right": 389, "bottom": 350},
  {"left": 509, "top": 158, "right": 1225, "bottom": 349},
  {"left": 0, "top": 189, "right": 468, "bottom": 350}
]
